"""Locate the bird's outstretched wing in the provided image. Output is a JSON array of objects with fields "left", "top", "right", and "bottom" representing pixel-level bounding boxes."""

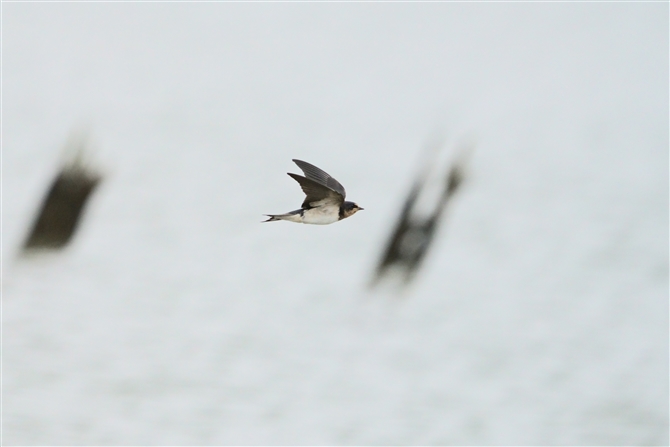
[
  {"left": 288, "top": 173, "right": 344, "bottom": 209},
  {"left": 292, "top": 159, "right": 346, "bottom": 199}
]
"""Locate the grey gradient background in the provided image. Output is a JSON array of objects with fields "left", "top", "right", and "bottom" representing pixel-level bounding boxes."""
[{"left": 3, "top": 3, "right": 668, "bottom": 445}]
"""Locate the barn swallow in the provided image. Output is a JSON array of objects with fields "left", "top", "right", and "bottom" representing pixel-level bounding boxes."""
[{"left": 263, "top": 159, "right": 363, "bottom": 224}]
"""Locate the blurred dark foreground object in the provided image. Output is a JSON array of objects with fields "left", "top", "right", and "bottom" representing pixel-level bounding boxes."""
[
  {"left": 370, "top": 147, "right": 470, "bottom": 288},
  {"left": 23, "top": 162, "right": 101, "bottom": 250}
]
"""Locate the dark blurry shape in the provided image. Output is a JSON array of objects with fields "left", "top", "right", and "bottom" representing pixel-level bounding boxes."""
[
  {"left": 370, "top": 146, "right": 469, "bottom": 287},
  {"left": 23, "top": 150, "right": 101, "bottom": 251}
]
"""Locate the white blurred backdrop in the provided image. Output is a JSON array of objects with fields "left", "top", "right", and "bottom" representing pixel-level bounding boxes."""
[{"left": 3, "top": 3, "right": 668, "bottom": 445}]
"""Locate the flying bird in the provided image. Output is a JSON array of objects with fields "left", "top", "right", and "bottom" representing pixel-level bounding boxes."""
[{"left": 263, "top": 159, "right": 363, "bottom": 224}]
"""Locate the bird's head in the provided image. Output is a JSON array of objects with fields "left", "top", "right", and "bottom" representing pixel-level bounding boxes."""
[{"left": 341, "top": 201, "right": 364, "bottom": 219}]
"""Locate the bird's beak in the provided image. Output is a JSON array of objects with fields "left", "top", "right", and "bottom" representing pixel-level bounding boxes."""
[{"left": 359, "top": 207, "right": 364, "bottom": 211}]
